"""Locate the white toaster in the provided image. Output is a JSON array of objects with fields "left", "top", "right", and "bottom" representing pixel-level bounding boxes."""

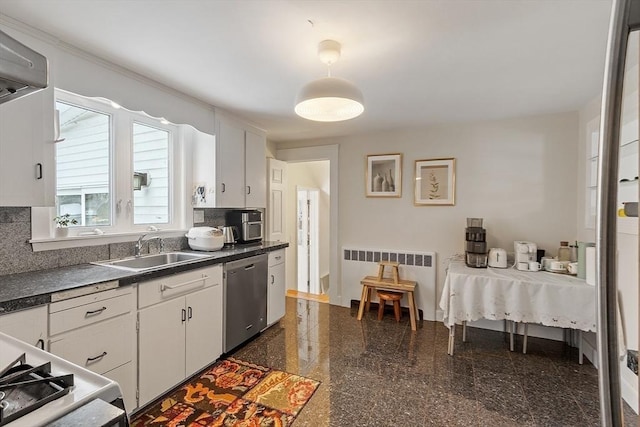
[{"left": 488, "top": 248, "right": 508, "bottom": 268}]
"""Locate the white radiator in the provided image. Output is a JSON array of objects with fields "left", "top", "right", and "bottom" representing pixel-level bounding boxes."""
[{"left": 341, "top": 247, "right": 437, "bottom": 321}]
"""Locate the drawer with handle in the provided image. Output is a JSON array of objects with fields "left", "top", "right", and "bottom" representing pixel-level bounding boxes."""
[
  {"left": 49, "top": 286, "right": 133, "bottom": 336},
  {"left": 268, "top": 249, "right": 285, "bottom": 267},
  {"left": 138, "top": 265, "right": 222, "bottom": 309},
  {"left": 49, "top": 313, "right": 134, "bottom": 375}
]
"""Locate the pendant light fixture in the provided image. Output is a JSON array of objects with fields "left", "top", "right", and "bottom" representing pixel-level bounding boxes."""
[{"left": 295, "top": 40, "right": 364, "bottom": 122}]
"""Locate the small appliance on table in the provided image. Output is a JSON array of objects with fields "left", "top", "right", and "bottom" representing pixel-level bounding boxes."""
[
  {"left": 488, "top": 248, "right": 508, "bottom": 268},
  {"left": 465, "top": 218, "right": 487, "bottom": 268},
  {"left": 514, "top": 241, "right": 537, "bottom": 271}
]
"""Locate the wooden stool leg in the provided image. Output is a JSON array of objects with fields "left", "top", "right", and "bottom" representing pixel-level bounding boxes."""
[
  {"left": 357, "top": 285, "right": 369, "bottom": 320},
  {"left": 393, "top": 300, "right": 401, "bottom": 322},
  {"left": 407, "top": 291, "right": 417, "bottom": 331},
  {"left": 377, "top": 299, "right": 385, "bottom": 320},
  {"left": 365, "top": 287, "right": 372, "bottom": 313}
]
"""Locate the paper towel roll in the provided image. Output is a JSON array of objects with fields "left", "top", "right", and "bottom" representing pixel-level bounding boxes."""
[{"left": 586, "top": 246, "right": 596, "bottom": 285}]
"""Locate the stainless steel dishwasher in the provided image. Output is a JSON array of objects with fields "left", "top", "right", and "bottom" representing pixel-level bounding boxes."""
[{"left": 224, "top": 254, "right": 268, "bottom": 352}]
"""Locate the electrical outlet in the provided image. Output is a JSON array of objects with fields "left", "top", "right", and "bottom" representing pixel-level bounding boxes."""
[{"left": 627, "top": 350, "right": 638, "bottom": 375}]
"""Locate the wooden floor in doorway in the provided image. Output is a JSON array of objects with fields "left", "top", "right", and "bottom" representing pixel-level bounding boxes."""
[{"left": 286, "top": 289, "right": 329, "bottom": 303}]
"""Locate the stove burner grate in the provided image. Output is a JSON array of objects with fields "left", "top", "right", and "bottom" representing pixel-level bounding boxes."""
[{"left": 0, "top": 353, "right": 74, "bottom": 426}]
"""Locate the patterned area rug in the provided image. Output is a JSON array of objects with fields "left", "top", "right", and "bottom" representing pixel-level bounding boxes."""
[{"left": 131, "top": 358, "right": 320, "bottom": 427}]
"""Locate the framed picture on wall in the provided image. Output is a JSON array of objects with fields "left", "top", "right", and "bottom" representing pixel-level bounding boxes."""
[
  {"left": 366, "top": 153, "right": 402, "bottom": 197},
  {"left": 414, "top": 158, "right": 456, "bottom": 205}
]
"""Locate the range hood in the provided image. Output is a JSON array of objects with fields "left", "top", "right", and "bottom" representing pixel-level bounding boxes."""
[{"left": 0, "top": 29, "right": 48, "bottom": 104}]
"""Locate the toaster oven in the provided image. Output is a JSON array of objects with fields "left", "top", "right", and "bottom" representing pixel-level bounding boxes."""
[{"left": 226, "top": 210, "right": 263, "bottom": 243}]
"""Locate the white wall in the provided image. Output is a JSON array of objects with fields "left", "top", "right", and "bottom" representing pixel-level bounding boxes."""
[
  {"left": 0, "top": 19, "right": 215, "bottom": 134},
  {"left": 285, "top": 161, "right": 330, "bottom": 292},
  {"left": 277, "top": 112, "right": 579, "bottom": 303}
]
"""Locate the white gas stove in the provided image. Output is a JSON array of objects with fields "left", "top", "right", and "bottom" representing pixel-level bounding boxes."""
[{"left": 0, "top": 332, "right": 125, "bottom": 426}]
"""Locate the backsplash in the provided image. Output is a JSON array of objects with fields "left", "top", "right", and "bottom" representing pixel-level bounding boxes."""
[
  {"left": 193, "top": 208, "right": 265, "bottom": 228},
  {"left": 193, "top": 208, "right": 230, "bottom": 227},
  {"left": 0, "top": 207, "right": 187, "bottom": 276}
]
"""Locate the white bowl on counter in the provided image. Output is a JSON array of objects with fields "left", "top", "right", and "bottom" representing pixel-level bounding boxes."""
[{"left": 185, "top": 227, "right": 225, "bottom": 251}]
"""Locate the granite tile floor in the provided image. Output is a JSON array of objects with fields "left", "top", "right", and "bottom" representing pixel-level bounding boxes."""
[{"left": 230, "top": 297, "right": 638, "bottom": 427}]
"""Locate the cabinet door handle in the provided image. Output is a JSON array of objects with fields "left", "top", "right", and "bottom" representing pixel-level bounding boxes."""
[
  {"left": 275, "top": 256, "right": 281, "bottom": 260},
  {"left": 85, "top": 306, "right": 107, "bottom": 316},
  {"left": 271, "top": 274, "right": 274, "bottom": 285},
  {"left": 188, "top": 306, "right": 193, "bottom": 320},
  {"left": 181, "top": 308, "right": 186, "bottom": 322},
  {"left": 161, "top": 275, "right": 208, "bottom": 292},
  {"left": 244, "top": 264, "right": 255, "bottom": 270},
  {"left": 35, "top": 163, "right": 43, "bottom": 180},
  {"left": 87, "top": 351, "right": 107, "bottom": 363},
  {"left": 36, "top": 339, "right": 45, "bottom": 350},
  {"left": 221, "top": 183, "right": 226, "bottom": 193},
  {"left": 245, "top": 324, "right": 253, "bottom": 330},
  {"left": 247, "top": 185, "right": 251, "bottom": 195}
]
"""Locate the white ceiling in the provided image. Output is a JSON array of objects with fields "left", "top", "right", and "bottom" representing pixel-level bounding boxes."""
[{"left": 0, "top": 0, "right": 612, "bottom": 142}]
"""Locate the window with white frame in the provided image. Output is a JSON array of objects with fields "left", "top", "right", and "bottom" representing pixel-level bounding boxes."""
[{"left": 55, "top": 90, "right": 178, "bottom": 233}]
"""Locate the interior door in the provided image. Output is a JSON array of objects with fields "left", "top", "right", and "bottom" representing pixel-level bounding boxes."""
[
  {"left": 297, "top": 188, "right": 320, "bottom": 294},
  {"left": 138, "top": 297, "right": 186, "bottom": 406},
  {"left": 297, "top": 189, "right": 309, "bottom": 292},
  {"left": 267, "top": 158, "right": 287, "bottom": 242},
  {"left": 185, "top": 286, "right": 222, "bottom": 377}
]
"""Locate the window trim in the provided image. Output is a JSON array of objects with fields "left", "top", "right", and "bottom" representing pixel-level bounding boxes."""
[{"left": 30, "top": 89, "right": 185, "bottom": 246}]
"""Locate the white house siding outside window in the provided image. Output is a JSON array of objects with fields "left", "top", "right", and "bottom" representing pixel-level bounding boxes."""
[
  {"left": 55, "top": 90, "right": 176, "bottom": 233},
  {"left": 56, "top": 101, "right": 111, "bottom": 226}
]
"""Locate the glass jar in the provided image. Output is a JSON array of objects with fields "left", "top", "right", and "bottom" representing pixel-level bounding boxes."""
[{"left": 558, "top": 241, "right": 571, "bottom": 261}]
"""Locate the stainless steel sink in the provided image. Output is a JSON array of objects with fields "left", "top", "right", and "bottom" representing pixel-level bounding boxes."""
[{"left": 93, "top": 252, "right": 210, "bottom": 272}]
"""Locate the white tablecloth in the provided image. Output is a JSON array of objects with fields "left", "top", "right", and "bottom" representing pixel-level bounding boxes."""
[{"left": 439, "top": 261, "right": 597, "bottom": 332}]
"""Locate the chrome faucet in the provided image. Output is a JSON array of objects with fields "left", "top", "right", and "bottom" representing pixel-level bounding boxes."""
[{"left": 135, "top": 234, "right": 164, "bottom": 257}]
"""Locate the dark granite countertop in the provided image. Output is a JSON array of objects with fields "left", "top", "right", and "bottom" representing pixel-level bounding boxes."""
[{"left": 0, "top": 241, "right": 288, "bottom": 313}]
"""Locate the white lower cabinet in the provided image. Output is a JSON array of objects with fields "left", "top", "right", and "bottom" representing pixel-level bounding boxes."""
[
  {"left": 267, "top": 249, "right": 286, "bottom": 325},
  {"left": 137, "top": 265, "right": 223, "bottom": 407},
  {"left": 48, "top": 286, "right": 137, "bottom": 412},
  {"left": 0, "top": 305, "right": 48, "bottom": 349}
]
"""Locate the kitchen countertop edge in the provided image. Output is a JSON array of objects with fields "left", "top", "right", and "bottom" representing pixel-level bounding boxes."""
[{"left": 0, "top": 242, "right": 289, "bottom": 314}]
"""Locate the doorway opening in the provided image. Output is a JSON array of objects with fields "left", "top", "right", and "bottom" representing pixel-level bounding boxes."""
[
  {"left": 285, "top": 160, "right": 330, "bottom": 304},
  {"left": 297, "top": 187, "right": 319, "bottom": 295}
]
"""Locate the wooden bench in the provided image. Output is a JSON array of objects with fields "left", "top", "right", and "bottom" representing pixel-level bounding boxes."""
[{"left": 357, "top": 261, "right": 419, "bottom": 331}]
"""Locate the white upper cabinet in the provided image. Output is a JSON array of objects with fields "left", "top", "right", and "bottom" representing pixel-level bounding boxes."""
[
  {"left": 245, "top": 130, "right": 267, "bottom": 208},
  {"left": 216, "top": 118, "right": 247, "bottom": 207},
  {"left": 0, "top": 87, "right": 55, "bottom": 206},
  {"left": 208, "top": 115, "right": 266, "bottom": 208}
]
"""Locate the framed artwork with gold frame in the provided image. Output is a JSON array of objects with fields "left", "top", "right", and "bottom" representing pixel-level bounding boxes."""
[
  {"left": 366, "top": 153, "right": 402, "bottom": 198},
  {"left": 414, "top": 158, "right": 456, "bottom": 205}
]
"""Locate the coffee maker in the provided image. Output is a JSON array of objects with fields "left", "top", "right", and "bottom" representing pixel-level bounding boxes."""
[
  {"left": 465, "top": 218, "right": 487, "bottom": 268},
  {"left": 514, "top": 241, "right": 537, "bottom": 271}
]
